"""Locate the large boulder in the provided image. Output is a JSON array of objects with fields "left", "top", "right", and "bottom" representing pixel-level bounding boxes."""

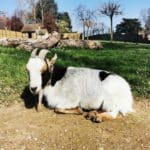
[
  {"left": 87, "top": 40, "right": 103, "bottom": 49},
  {"left": 16, "top": 31, "right": 61, "bottom": 51},
  {"left": 0, "top": 32, "right": 103, "bottom": 50},
  {"left": 0, "top": 38, "right": 21, "bottom": 47},
  {"left": 58, "top": 39, "right": 103, "bottom": 49},
  {"left": 0, "top": 38, "right": 8, "bottom": 46},
  {"left": 7, "top": 39, "right": 21, "bottom": 47},
  {"left": 16, "top": 44, "right": 33, "bottom": 51},
  {"left": 47, "top": 31, "right": 61, "bottom": 47}
]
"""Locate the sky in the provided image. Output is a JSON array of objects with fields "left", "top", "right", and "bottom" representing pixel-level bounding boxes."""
[{"left": 0, "top": 0, "right": 149, "bottom": 32}]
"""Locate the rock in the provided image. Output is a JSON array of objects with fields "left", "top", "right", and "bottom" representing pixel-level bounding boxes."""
[
  {"left": 7, "top": 39, "right": 21, "bottom": 47},
  {"left": 16, "top": 44, "right": 33, "bottom": 51},
  {"left": 0, "top": 38, "right": 21, "bottom": 47},
  {"left": 87, "top": 40, "right": 103, "bottom": 49},
  {"left": 47, "top": 31, "right": 61, "bottom": 47},
  {"left": 41, "top": 33, "right": 49, "bottom": 40},
  {"left": 0, "top": 32, "right": 103, "bottom": 51},
  {"left": 31, "top": 31, "right": 61, "bottom": 49},
  {"left": 58, "top": 39, "right": 103, "bottom": 49},
  {"left": 16, "top": 31, "right": 61, "bottom": 51},
  {"left": 49, "top": 31, "right": 61, "bottom": 41},
  {"left": 0, "top": 38, "right": 8, "bottom": 46}
]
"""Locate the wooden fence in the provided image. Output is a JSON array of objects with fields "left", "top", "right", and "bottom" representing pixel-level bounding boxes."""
[
  {"left": 0, "top": 29, "right": 22, "bottom": 39},
  {"left": 0, "top": 29, "right": 82, "bottom": 40},
  {"left": 62, "top": 32, "right": 81, "bottom": 40}
]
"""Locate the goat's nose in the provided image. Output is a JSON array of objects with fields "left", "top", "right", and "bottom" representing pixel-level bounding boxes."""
[{"left": 31, "top": 87, "right": 37, "bottom": 92}]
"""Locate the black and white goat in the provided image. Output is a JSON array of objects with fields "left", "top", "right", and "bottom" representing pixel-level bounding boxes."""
[{"left": 26, "top": 49, "right": 134, "bottom": 122}]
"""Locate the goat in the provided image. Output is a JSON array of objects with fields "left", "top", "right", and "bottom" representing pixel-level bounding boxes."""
[{"left": 26, "top": 49, "right": 134, "bottom": 123}]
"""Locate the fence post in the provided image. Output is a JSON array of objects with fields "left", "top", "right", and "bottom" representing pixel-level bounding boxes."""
[{"left": 5, "top": 29, "right": 7, "bottom": 37}]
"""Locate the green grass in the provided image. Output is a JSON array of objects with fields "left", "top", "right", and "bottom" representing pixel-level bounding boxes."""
[
  {"left": 0, "top": 47, "right": 29, "bottom": 105},
  {"left": 0, "top": 42, "right": 150, "bottom": 104}
]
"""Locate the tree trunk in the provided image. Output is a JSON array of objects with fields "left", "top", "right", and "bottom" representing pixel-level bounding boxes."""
[
  {"left": 33, "top": 7, "right": 36, "bottom": 23},
  {"left": 82, "top": 20, "right": 85, "bottom": 40},
  {"left": 40, "top": 0, "right": 44, "bottom": 25},
  {"left": 41, "top": 8, "right": 44, "bottom": 25},
  {"left": 87, "top": 27, "right": 89, "bottom": 40},
  {"left": 110, "top": 16, "right": 113, "bottom": 42}
]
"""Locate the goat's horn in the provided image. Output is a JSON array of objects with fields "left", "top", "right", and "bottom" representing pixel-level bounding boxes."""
[
  {"left": 38, "top": 49, "right": 49, "bottom": 59},
  {"left": 31, "top": 48, "right": 38, "bottom": 57}
]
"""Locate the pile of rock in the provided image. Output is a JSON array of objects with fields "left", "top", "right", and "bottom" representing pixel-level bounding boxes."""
[
  {"left": 0, "top": 38, "right": 21, "bottom": 47},
  {"left": 17, "top": 31, "right": 61, "bottom": 51},
  {"left": 58, "top": 39, "right": 103, "bottom": 49},
  {"left": 0, "top": 31, "right": 61, "bottom": 51},
  {"left": 0, "top": 38, "right": 8, "bottom": 46},
  {"left": 0, "top": 31, "right": 102, "bottom": 51}
]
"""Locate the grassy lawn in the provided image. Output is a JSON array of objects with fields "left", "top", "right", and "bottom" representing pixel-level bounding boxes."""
[{"left": 0, "top": 42, "right": 150, "bottom": 104}]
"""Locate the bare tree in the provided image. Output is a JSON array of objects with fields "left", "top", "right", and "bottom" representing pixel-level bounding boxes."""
[
  {"left": 27, "top": 0, "right": 38, "bottom": 23},
  {"left": 15, "top": 0, "right": 27, "bottom": 23},
  {"left": 84, "top": 9, "right": 96, "bottom": 40},
  {"left": 16, "top": 0, "right": 38, "bottom": 23},
  {"left": 75, "top": 5, "right": 96, "bottom": 40},
  {"left": 38, "top": 0, "right": 44, "bottom": 25},
  {"left": 98, "top": 1, "right": 122, "bottom": 41},
  {"left": 19, "top": 0, "right": 45, "bottom": 25},
  {"left": 99, "top": 22, "right": 105, "bottom": 34},
  {"left": 141, "top": 8, "right": 150, "bottom": 33},
  {"left": 16, "top": 0, "right": 26, "bottom": 9},
  {"left": 75, "top": 4, "right": 87, "bottom": 40}
]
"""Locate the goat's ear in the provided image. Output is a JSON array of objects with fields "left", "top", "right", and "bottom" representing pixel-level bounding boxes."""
[
  {"left": 50, "top": 54, "right": 57, "bottom": 65},
  {"left": 46, "top": 54, "right": 57, "bottom": 72},
  {"left": 31, "top": 48, "right": 38, "bottom": 57},
  {"left": 46, "top": 59, "right": 52, "bottom": 71}
]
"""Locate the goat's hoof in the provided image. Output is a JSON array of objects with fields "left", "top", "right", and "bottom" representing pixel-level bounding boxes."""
[
  {"left": 36, "top": 105, "right": 42, "bottom": 112},
  {"left": 92, "top": 116, "right": 102, "bottom": 123},
  {"left": 85, "top": 111, "right": 97, "bottom": 120},
  {"left": 36, "top": 108, "right": 41, "bottom": 112},
  {"left": 76, "top": 107, "right": 83, "bottom": 115}
]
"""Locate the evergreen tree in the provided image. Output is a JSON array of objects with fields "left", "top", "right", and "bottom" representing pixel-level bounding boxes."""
[{"left": 116, "top": 18, "right": 142, "bottom": 34}]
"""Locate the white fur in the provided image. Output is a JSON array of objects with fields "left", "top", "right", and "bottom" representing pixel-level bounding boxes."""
[
  {"left": 43, "top": 67, "right": 133, "bottom": 117},
  {"left": 26, "top": 57, "right": 45, "bottom": 94},
  {"left": 27, "top": 55, "right": 134, "bottom": 119}
]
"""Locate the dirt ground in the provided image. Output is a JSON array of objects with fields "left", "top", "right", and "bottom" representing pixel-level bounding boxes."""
[{"left": 0, "top": 97, "right": 150, "bottom": 150}]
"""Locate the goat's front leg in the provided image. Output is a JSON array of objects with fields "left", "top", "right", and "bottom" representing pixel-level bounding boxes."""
[
  {"left": 85, "top": 110, "right": 118, "bottom": 123},
  {"left": 55, "top": 107, "right": 83, "bottom": 115},
  {"left": 37, "top": 91, "right": 43, "bottom": 112}
]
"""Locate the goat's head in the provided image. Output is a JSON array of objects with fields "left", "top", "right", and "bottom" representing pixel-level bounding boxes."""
[{"left": 26, "top": 48, "right": 57, "bottom": 94}]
